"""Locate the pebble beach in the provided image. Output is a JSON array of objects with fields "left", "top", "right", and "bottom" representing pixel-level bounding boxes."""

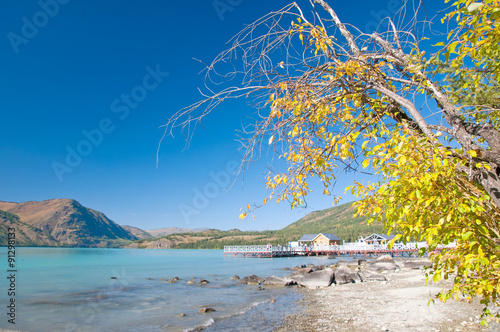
[{"left": 274, "top": 258, "right": 500, "bottom": 332}]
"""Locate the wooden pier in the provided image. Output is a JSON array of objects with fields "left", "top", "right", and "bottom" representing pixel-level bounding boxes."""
[{"left": 223, "top": 242, "right": 445, "bottom": 258}]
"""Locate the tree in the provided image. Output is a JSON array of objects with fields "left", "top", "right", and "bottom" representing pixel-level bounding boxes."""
[{"left": 165, "top": 0, "right": 500, "bottom": 319}]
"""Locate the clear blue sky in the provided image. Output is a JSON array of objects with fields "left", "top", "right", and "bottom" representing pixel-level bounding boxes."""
[{"left": 0, "top": 0, "right": 447, "bottom": 231}]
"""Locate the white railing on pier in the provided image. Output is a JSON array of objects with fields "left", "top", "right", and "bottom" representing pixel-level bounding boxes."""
[
  {"left": 224, "top": 245, "right": 269, "bottom": 253},
  {"left": 224, "top": 245, "right": 296, "bottom": 253},
  {"left": 224, "top": 241, "right": 456, "bottom": 254}
]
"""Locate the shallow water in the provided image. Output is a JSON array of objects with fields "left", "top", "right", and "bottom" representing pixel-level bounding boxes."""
[{"left": 0, "top": 247, "right": 336, "bottom": 331}]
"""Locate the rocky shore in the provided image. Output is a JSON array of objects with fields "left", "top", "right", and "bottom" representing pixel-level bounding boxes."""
[{"left": 269, "top": 256, "right": 499, "bottom": 332}]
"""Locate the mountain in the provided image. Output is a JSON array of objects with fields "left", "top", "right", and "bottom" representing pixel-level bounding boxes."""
[
  {"left": 279, "top": 201, "right": 385, "bottom": 242},
  {"left": 130, "top": 201, "right": 386, "bottom": 249},
  {"left": 145, "top": 227, "right": 210, "bottom": 238},
  {"left": 0, "top": 210, "right": 44, "bottom": 246},
  {"left": 122, "top": 225, "right": 153, "bottom": 240},
  {"left": 0, "top": 199, "right": 137, "bottom": 247}
]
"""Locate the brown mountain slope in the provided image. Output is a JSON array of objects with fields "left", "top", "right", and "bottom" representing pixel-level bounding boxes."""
[
  {"left": 0, "top": 210, "right": 58, "bottom": 246},
  {"left": 0, "top": 199, "right": 137, "bottom": 247},
  {"left": 122, "top": 225, "right": 153, "bottom": 240}
]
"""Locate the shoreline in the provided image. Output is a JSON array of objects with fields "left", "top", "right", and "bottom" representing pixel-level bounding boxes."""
[{"left": 274, "top": 258, "right": 499, "bottom": 332}]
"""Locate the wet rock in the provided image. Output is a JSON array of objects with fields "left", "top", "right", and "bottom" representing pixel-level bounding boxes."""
[
  {"left": 229, "top": 275, "right": 240, "bottom": 280},
  {"left": 289, "top": 264, "right": 307, "bottom": 271},
  {"left": 200, "top": 279, "right": 209, "bottom": 284},
  {"left": 240, "top": 274, "right": 265, "bottom": 285},
  {"left": 178, "top": 313, "right": 186, "bottom": 317},
  {"left": 187, "top": 280, "right": 196, "bottom": 284},
  {"left": 263, "top": 276, "right": 296, "bottom": 287},
  {"left": 284, "top": 268, "right": 313, "bottom": 282},
  {"left": 110, "top": 277, "right": 117, "bottom": 279},
  {"left": 167, "top": 277, "right": 179, "bottom": 283},
  {"left": 198, "top": 307, "right": 216, "bottom": 314},
  {"left": 334, "top": 266, "right": 362, "bottom": 284}
]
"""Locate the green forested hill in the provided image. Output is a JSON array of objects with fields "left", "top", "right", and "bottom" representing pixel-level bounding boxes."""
[
  {"left": 279, "top": 201, "right": 385, "bottom": 242},
  {"left": 131, "top": 201, "right": 386, "bottom": 249}
]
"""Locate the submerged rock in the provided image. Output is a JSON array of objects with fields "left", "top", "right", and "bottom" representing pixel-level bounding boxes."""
[
  {"left": 289, "top": 264, "right": 307, "bottom": 271},
  {"left": 187, "top": 280, "right": 196, "bottom": 284},
  {"left": 229, "top": 275, "right": 240, "bottom": 280},
  {"left": 198, "top": 307, "right": 216, "bottom": 314}
]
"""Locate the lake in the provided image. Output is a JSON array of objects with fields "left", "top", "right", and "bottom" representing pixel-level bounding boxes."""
[{"left": 0, "top": 247, "right": 335, "bottom": 331}]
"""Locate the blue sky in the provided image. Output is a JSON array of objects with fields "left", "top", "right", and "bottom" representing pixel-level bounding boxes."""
[{"left": 0, "top": 0, "right": 447, "bottom": 231}]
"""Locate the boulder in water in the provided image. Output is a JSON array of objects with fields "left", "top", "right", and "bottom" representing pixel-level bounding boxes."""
[
  {"left": 284, "top": 268, "right": 313, "bottom": 282},
  {"left": 263, "top": 276, "right": 296, "bottom": 287},
  {"left": 240, "top": 274, "right": 264, "bottom": 285}
]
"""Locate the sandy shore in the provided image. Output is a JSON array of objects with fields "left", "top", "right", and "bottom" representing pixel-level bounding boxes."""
[{"left": 275, "top": 259, "right": 499, "bottom": 332}]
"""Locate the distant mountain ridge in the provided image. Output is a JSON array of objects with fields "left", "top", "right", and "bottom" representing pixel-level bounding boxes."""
[
  {"left": 0, "top": 199, "right": 385, "bottom": 249},
  {"left": 121, "top": 225, "right": 153, "bottom": 240},
  {"left": 130, "top": 201, "right": 385, "bottom": 249},
  {"left": 0, "top": 199, "right": 137, "bottom": 247},
  {"left": 145, "top": 227, "right": 209, "bottom": 238}
]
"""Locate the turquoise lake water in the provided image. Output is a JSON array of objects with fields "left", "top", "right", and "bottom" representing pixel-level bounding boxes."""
[{"left": 0, "top": 247, "right": 337, "bottom": 332}]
